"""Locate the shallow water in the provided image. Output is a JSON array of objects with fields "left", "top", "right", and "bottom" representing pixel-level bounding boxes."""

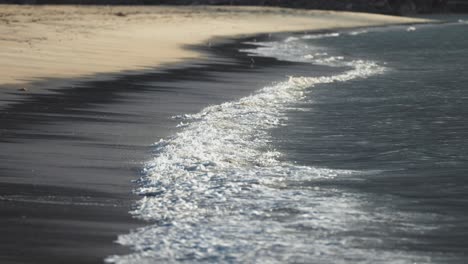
[
  {"left": 109, "top": 19, "right": 468, "bottom": 263},
  {"left": 274, "top": 21, "right": 468, "bottom": 262}
]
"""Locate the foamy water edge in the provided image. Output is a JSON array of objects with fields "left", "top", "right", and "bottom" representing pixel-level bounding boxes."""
[{"left": 106, "top": 33, "right": 394, "bottom": 263}]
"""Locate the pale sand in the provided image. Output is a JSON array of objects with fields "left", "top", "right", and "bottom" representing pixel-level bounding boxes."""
[{"left": 0, "top": 5, "right": 429, "bottom": 87}]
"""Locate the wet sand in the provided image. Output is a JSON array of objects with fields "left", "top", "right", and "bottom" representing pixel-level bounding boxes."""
[{"left": 0, "top": 34, "right": 333, "bottom": 263}]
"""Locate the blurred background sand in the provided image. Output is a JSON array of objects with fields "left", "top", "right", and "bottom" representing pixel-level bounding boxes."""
[{"left": 0, "top": 5, "right": 428, "bottom": 87}]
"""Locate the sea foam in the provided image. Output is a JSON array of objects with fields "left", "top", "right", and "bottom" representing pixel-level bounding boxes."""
[{"left": 106, "top": 33, "right": 392, "bottom": 264}]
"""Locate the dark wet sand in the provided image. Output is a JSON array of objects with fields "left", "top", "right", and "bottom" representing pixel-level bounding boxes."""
[{"left": 0, "top": 34, "right": 335, "bottom": 263}]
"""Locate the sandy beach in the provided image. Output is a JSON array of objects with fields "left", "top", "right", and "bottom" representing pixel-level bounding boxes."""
[{"left": 0, "top": 5, "right": 428, "bottom": 87}]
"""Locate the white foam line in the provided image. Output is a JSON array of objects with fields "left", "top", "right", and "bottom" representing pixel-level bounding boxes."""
[
  {"left": 348, "top": 30, "right": 369, "bottom": 36},
  {"left": 302, "top": 32, "right": 340, "bottom": 39},
  {"left": 133, "top": 60, "right": 383, "bottom": 222},
  {"left": 107, "top": 37, "right": 388, "bottom": 264}
]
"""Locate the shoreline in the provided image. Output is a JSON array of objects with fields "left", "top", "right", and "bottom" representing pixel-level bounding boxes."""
[
  {"left": 0, "top": 5, "right": 430, "bottom": 88},
  {"left": 0, "top": 7, "right": 439, "bottom": 263},
  {"left": 0, "top": 30, "right": 335, "bottom": 263}
]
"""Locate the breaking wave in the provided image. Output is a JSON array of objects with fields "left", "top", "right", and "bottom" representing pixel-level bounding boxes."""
[{"left": 106, "top": 33, "right": 390, "bottom": 263}]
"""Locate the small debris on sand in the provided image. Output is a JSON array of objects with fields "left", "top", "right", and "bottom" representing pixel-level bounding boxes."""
[{"left": 114, "top": 12, "right": 127, "bottom": 17}]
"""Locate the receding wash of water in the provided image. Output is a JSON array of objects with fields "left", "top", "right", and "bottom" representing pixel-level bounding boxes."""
[{"left": 108, "top": 19, "right": 468, "bottom": 263}]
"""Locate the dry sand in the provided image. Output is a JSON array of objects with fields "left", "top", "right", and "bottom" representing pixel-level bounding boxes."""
[{"left": 0, "top": 5, "right": 429, "bottom": 87}]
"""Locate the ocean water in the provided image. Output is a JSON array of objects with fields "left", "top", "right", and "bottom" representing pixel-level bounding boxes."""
[{"left": 108, "top": 19, "right": 468, "bottom": 263}]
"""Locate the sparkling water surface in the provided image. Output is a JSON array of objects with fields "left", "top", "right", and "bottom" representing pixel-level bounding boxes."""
[{"left": 274, "top": 21, "right": 468, "bottom": 262}]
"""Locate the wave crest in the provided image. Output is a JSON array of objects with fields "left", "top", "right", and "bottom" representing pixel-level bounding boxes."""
[{"left": 107, "top": 34, "right": 387, "bottom": 264}]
